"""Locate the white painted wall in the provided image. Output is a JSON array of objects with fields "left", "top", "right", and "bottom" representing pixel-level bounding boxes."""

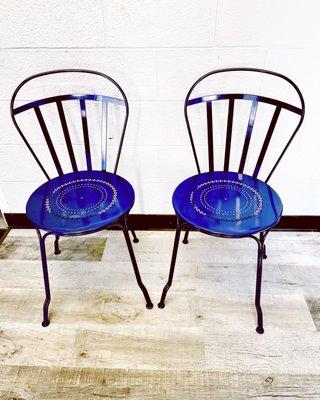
[{"left": 0, "top": 0, "right": 319, "bottom": 215}]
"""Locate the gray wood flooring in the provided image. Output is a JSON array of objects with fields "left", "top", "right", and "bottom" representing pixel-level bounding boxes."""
[{"left": 0, "top": 230, "right": 319, "bottom": 399}]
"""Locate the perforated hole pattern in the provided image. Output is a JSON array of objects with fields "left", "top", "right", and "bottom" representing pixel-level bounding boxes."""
[
  {"left": 189, "top": 179, "right": 263, "bottom": 222},
  {"left": 45, "top": 178, "right": 118, "bottom": 219}
]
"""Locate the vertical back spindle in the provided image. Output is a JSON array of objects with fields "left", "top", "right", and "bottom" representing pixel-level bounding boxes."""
[
  {"left": 101, "top": 101, "right": 108, "bottom": 170},
  {"left": 206, "top": 101, "right": 214, "bottom": 171},
  {"left": 34, "top": 106, "right": 63, "bottom": 176},
  {"left": 238, "top": 100, "right": 258, "bottom": 174},
  {"left": 56, "top": 100, "right": 78, "bottom": 172},
  {"left": 223, "top": 98, "right": 234, "bottom": 171},
  {"left": 253, "top": 106, "right": 281, "bottom": 178},
  {"left": 80, "top": 98, "right": 92, "bottom": 171}
]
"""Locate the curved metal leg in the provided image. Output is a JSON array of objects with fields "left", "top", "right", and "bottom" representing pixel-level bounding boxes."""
[
  {"left": 121, "top": 222, "right": 153, "bottom": 309},
  {"left": 54, "top": 235, "right": 61, "bottom": 255},
  {"left": 131, "top": 230, "right": 139, "bottom": 243},
  {"left": 182, "top": 229, "right": 189, "bottom": 244},
  {"left": 252, "top": 230, "right": 269, "bottom": 334},
  {"left": 158, "top": 225, "right": 182, "bottom": 308},
  {"left": 36, "top": 230, "right": 51, "bottom": 327},
  {"left": 255, "top": 240, "right": 264, "bottom": 334}
]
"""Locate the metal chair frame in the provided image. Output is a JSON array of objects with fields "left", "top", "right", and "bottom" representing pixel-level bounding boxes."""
[
  {"left": 10, "top": 69, "right": 153, "bottom": 327},
  {"left": 158, "top": 68, "right": 305, "bottom": 334}
]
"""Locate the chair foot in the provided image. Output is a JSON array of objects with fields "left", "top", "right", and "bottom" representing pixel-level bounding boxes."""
[
  {"left": 54, "top": 249, "right": 61, "bottom": 255},
  {"left": 131, "top": 230, "right": 139, "bottom": 243},
  {"left": 146, "top": 302, "right": 154, "bottom": 309},
  {"left": 42, "top": 319, "right": 50, "bottom": 327},
  {"left": 158, "top": 302, "right": 165, "bottom": 309},
  {"left": 256, "top": 326, "right": 264, "bottom": 334},
  {"left": 262, "top": 244, "right": 267, "bottom": 259},
  {"left": 182, "top": 229, "right": 189, "bottom": 244}
]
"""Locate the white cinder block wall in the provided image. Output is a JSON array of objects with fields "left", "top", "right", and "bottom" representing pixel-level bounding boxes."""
[{"left": 0, "top": 0, "right": 319, "bottom": 215}]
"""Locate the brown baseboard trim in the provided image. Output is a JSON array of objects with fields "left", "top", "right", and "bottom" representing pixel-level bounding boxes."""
[
  {"left": 3, "top": 213, "right": 320, "bottom": 231},
  {"left": 275, "top": 216, "right": 320, "bottom": 231}
]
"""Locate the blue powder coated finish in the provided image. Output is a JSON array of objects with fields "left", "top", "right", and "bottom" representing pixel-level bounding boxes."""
[
  {"left": 10, "top": 70, "right": 154, "bottom": 325},
  {"left": 173, "top": 171, "right": 282, "bottom": 238},
  {"left": 10, "top": 69, "right": 133, "bottom": 236},
  {"left": 159, "top": 68, "right": 305, "bottom": 334},
  {"left": 26, "top": 170, "right": 135, "bottom": 236}
]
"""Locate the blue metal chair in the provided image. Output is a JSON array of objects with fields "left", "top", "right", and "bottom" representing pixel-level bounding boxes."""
[
  {"left": 158, "top": 68, "right": 305, "bottom": 333},
  {"left": 10, "top": 69, "right": 153, "bottom": 327}
]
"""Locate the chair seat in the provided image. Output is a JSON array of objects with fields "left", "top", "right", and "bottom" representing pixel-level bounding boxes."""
[
  {"left": 173, "top": 171, "right": 283, "bottom": 237},
  {"left": 26, "top": 170, "right": 135, "bottom": 235}
]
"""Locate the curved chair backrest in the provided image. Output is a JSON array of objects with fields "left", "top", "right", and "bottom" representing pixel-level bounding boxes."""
[
  {"left": 184, "top": 68, "right": 305, "bottom": 183},
  {"left": 10, "top": 69, "right": 129, "bottom": 180}
]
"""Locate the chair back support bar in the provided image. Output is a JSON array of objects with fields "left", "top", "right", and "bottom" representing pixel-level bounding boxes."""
[
  {"left": 10, "top": 69, "right": 129, "bottom": 180},
  {"left": 223, "top": 98, "right": 234, "bottom": 171},
  {"left": 206, "top": 101, "right": 214, "bottom": 171},
  {"left": 184, "top": 68, "right": 305, "bottom": 182}
]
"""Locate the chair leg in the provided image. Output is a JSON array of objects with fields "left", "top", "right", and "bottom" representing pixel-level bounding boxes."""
[
  {"left": 36, "top": 230, "right": 51, "bottom": 327},
  {"left": 54, "top": 235, "right": 61, "bottom": 255},
  {"left": 182, "top": 229, "right": 189, "bottom": 244},
  {"left": 259, "top": 232, "right": 267, "bottom": 259},
  {"left": 158, "top": 226, "right": 182, "bottom": 308},
  {"left": 255, "top": 240, "right": 264, "bottom": 334},
  {"left": 262, "top": 245, "right": 267, "bottom": 260},
  {"left": 122, "top": 227, "right": 153, "bottom": 309},
  {"left": 131, "top": 230, "right": 139, "bottom": 243}
]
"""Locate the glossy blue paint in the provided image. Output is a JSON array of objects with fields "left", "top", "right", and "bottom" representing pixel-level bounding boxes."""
[
  {"left": 184, "top": 69, "right": 305, "bottom": 182},
  {"left": 159, "top": 68, "right": 305, "bottom": 334},
  {"left": 12, "top": 93, "right": 125, "bottom": 116},
  {"left": 173, "top": 171, "right": 283, "bottom": 238},
  {"left": 187, "top": 93, "right": 303, "bottom": 115},
  {"left": 26, "top": 170, "right": 135, "bottom": 236},
  {"left": 10, "top": 70, "right": 129, "bottom": 178},
  {"left": 11, "top": 70, "right": 154, "bottom": 324}
]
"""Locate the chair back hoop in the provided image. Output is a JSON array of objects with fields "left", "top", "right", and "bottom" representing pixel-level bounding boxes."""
[
  {"left": 10, "top": 69, "right": 129, "bottom": 180},
  {"left": 184, "top": 67, "right": 305, "bottom": 182}
]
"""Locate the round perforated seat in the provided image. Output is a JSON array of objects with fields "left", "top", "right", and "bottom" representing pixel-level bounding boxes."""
[
  {"left": 26, "top": 170, "right": 135, "bottom": 235},
  {"left": 173, "top": 171, "right": 283, "bottom": 237}
]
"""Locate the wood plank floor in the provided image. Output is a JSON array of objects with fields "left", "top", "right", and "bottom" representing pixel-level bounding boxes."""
[{"left": 0, "top": 230, "right": 319, "bottom": 399}]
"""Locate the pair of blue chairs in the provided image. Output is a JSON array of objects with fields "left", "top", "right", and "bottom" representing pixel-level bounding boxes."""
[{"left": 10, "top": 68, "right": 304, "bottom": 334}]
